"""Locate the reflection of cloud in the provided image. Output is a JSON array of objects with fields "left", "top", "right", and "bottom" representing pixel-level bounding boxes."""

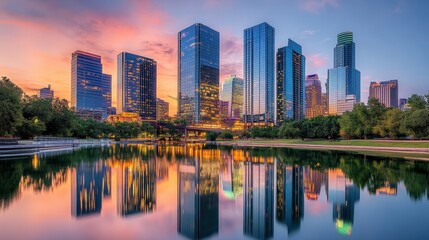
[
  {"left": 300, "top": 0, "right": 340, "bottom": 13},
  {"left": 394, "top": 0, "right": 407, "bottom": 13}
]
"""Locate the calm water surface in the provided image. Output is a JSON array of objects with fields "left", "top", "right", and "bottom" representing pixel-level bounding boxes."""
[{"left": 1, "top": 144, "right": 428, "bottom": 240}]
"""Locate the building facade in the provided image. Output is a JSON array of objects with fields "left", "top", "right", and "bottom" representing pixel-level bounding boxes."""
[
  {"left": 71, "top": 50, "right": 110, "bottom": 116},
  {"left": 369, "top": 80, "right": 398, "bottom": 108},
  {"left": 277, "top": 39, "right": 306, "bottom": 124},
  {"left": 399, "top": 98, "right": 408, "bottom": 110},
  {"left": 305, "top": 74, "right": 324, "bottom": 118},
  {"left": 220, "top": 75, "right": 244, "bottom": 119},
  {"left": 38, "top": 84, "right": 54, "bottom": 99},
  {"left": 244, "top": 22, "right": 275, "bottom": 124},
  {"left": 327, "top": 32, "right": 361, "bottom": 115},
  {"left": 156, "top": 98, "right": 169, "bottom": 120},
  {"left": 117, "top": 52, "right": 157, "bottom": 121},
  {"left": 178, "top": 23, "right": 220, "bottom": 125}
]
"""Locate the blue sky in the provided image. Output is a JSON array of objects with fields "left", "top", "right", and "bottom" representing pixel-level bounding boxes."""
[{"left": 1, "top": 0, "right": 428, "bottom": 112}]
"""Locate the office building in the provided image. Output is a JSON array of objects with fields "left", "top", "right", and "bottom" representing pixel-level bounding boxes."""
[
  {"left": 117, "top": 52, "right": 157, "bottom": 121},
  {"left": 37, "top": 84, "right": 54, "bottom": 99},
  {"left": 71, "top": 50, "right": 110, "bottom": 116},
  {"left": 220, "top": 75, "right": 244, "bottom": 119},
  {"left": 399, "top": 98, "right": 408, "bottom": 110},
  {"left": 327, "top": 32, "right": 361, "bottom": 115},
  {"left": 277, "top": 39, "right": 306, "bottom": 124},
  {"left": 156, "top": 98, "right": 169, "bottom": 120},
  {"left": 219, "top": 100, "right": 229, "bottom": 119},
  {"left": 244, "top": 22, "right": 275, "bottom": 124},
  {"left": 305, "top": 74, "right": 324, "bottom": 118},
  {"left": 178, "top": 23, "right": 220, "bottom": 125},
  {"left": 369, "top": 80, "right": 398, "bottom": 108}
]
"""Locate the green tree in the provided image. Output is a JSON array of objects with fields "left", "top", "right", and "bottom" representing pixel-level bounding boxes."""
[
  {"left": 0, "top": 77, "right": 23, "bottom": 136},
  {"left": 407, "top": 94, "right": 428, "bottom": 110},
  {"left": 17, "top": 118, "right": 46, "bottom": 139},
  {"left": 206, "top": 131, "right": 219, "bottom": 141},
  {"left": 403, "top": 109, "right": 429, "bottom": 139},
  {"left": 373, "top": 108, "right": 405, "bottom": 139},
  {"left": 219, "top": 130, "right": 234, "bottom": 139},
  {"left": 278, "top": 122, "right": 300, "bottom": 139}
]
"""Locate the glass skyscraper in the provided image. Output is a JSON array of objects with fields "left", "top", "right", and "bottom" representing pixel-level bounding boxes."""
[
  {"left": 305, "top": 74, "right": 324, "bottom": 119},
  {"left": 37, "top": 84, "right": 54, "bottom": 99},
  {"left": 276, "top": 39, "right": 306, "bottom": 124},
  {"left": 327, "top": 32, "right": 361, "bottom": 115},
  {"left": 220, "top": 75, "right": 244, "bottom": 119},
  {"left": 71, "top": 50, "right": 110, "bottom": 115},
  {"left": 178, "top": 23, "right": 220, "bottom": 125},
  {"left": 117, "top": 52, "right": 157, "bottom": 121},
  {"left": 102, "top": 74, "right": 112, "bottom": 117},
  {"left": 244, "top": 22, "right": 275, "bottom": 123}
]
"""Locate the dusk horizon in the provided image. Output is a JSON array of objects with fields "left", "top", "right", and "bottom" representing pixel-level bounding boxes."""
[{"left": 1, "top": 0, "right": 428, "bottom": 115}]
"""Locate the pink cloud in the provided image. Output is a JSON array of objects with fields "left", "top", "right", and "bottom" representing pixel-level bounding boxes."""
[
  {"left": 308, "top": 54, "right": 328, "bottom": 68},
  {"left": 301, "top": 0, "right": 340, "bottom": 13}
]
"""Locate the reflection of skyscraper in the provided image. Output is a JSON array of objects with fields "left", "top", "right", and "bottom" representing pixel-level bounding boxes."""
[
  {"left": 177, "top": 157, "right": 219, "bottom": 239},
  {"left": 102, "top": 164, "right": 111, "bottom": 198},
  {"left": 117, "top": 159, "right": 156, "bottom": 217},
  {"left": 276, "top": 162, "right": 304, "bottom": 235},
  {"left": 304, "top": 166, "right": 327, "bottom": 200},
  {"left": 327, "top": 169, "right": 360, "bottom": 236},
  {"left": 221, "top": 152, "right": 244, "bottom": 200},
  {"left": 71, "top": 162, "right": 103, "bottom": 217},
  {"left": 244, "top": 161, "right": 274, "bottom": 239}
]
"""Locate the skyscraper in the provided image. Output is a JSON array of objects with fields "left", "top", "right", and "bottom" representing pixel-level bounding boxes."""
[
  {"left": 369, "top": 80, "right": 398, "bottom": 108},
  {"left": 220, "top": 75, "right": 244, "bottom": 119},
  {"left": 244, "top": 22, "right": 275, "bottom": 124},
  {"left": 117, "top": 52, "right": 157, "bottom": 121},
  {"left": 72, "top": 50, "right": 110, "bottom": 115},
  {"left": 37, "top": 84, "right": 54, "bottom": 99},
  {"left": 156, "top": 98, "right": 169, "bottom": 120},
  {"left": 102, "top": 74, "right": 112, "bottom": 117},
  {"left": 178, "top": 23, "right": 220, "bottom": 125},
  {"left": 276, "top": 39, "right": 306, "bottom": 123},
  {"left": 327, "top": 32, "right": 361, "bottom": 115},
  {"left": 399, "top": 98, "right": 408, "bottom": 110},
  {"left": 305, "top": 74, "right": 324, "bottom": 118}
]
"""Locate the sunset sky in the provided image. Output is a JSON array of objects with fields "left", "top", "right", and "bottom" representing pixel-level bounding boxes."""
[{"left": 1, "top": 0, "right": 428, "bottom": 115}]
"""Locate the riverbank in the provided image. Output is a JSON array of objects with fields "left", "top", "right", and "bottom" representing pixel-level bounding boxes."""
[{"left": 216, "top": 139, "right": 429, "bottom": 161}]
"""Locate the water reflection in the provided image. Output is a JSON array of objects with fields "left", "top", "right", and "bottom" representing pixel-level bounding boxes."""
[
  {"left": 177, "top": 146, "right": 219, "bottom": 239},
  {"left": 1, "top": 145, "right": 429, "bottom": 239},
  {"left": 276, "top": 162, "right": 304, "bottom": 235}
]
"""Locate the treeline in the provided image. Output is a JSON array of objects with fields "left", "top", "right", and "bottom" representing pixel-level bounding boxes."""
[
  {"left": 0, "top": 77, "right": 169, "bottom": 139},
  {"left": 241, "top": 96, "right": 429, "bottom": 140}
]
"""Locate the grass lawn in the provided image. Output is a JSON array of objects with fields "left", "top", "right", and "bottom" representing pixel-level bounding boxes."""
[{"left": 241, "top": 139, "right": 429, "bottom": 148}]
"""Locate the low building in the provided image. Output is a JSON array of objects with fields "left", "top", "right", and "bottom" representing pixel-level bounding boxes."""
[
  {"left": 38, "top": 84, "right": 54, "bottom": 99},
  {"left": 107, "top": 112, "right": 141, "bottom": 123},
  {"left": 76, "top": 109, "right": 103, "bottom": 121},
  {"left": 156, "top": 98, "right": 169, "bottom": 120}
]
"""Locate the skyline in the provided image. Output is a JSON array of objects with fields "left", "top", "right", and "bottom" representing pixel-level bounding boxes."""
[{"left": 1, "top": 0, "right": 428, "bottom": 115}]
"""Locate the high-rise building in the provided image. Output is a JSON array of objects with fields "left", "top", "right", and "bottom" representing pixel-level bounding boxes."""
[
  {"left": 327, "top": 32, "right": 361, "bottom": 115},
  {"left": 322, "top": 93, "right": 328, "bottom": 115},
  {"left": 219, "top": 100, "right": 229, "bottom": 119},
  {"left": 102, "top": 74, "right": 112, "bottom": 117},
  {"left": 156, "top": 98, "right": 169, "bottom": 120},
  {"left": 369, "top": 80, "right": 398, "bottom": 108},
  {"left": 117, "top": 52, "right": 157, "bottom": 121},
  {"left": 220, "top": 75, "right": 244, "bottom": 119},
  {"left": 37, "top": 84, "right": 54, "bottom": 99},
  {"left": 305, "top": 74, "right": 324, "bottom": 119},
  {"left": 277, "top": 39, "right": 306, "bottom": 124},
  {"left": 178, "top": 23, "right": 220, "bottom": 125},
  {"left": 244, "top": 22, "right": 275, "bottom": 124},
  {"left": 399, "top": 98, "right": 408, "bottom": 110},
  {"left": 72, "top": 51, "right": 110, "bottom": 116}
]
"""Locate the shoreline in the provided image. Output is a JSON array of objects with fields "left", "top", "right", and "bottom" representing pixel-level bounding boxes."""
[{"left": 216, "top": 140, "right": 429, "bottom": 161}]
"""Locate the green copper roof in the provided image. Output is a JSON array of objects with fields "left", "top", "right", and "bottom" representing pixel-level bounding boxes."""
[{"left": 337, "top": 32, "right": 353, "bottom": 44}]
